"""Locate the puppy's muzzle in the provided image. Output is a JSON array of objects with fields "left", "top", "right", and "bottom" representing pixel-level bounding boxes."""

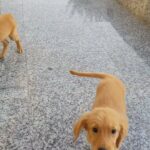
[{"left": 98, "top": 147, "right": 106, "bottom": 150}]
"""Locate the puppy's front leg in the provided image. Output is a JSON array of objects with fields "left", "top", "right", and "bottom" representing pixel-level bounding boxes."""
[
  {"left": 9, "top": 29, "right": 23, "bottom": 54},
  {"left": 0, "top": 40, "right": 9, "bottom": 59},
  {"left": 15, "top": 40, "right": 23, "bottom": 54}
]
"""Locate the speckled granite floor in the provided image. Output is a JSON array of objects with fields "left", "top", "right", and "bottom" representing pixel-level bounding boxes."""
[{"left": 0, "top": 0, "right": 150, "bottom": 150}]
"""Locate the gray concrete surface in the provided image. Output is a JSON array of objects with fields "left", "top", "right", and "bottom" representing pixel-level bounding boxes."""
[{"left": 0, "top": 0, "right": 150, "bottom": 149}]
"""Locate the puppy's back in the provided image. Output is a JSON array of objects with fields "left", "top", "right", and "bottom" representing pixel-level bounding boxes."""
[
  {"left": 70, "top": 70, "right": 126, "bottom": 114},
  {"left": 94, "top": 77, "right": 126, "bottom": 114}
]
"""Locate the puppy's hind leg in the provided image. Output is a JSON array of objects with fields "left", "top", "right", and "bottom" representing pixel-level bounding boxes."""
[
  {"left": 0, "top": 40, "right": 9, "bottom": 59},
  {"left": 9, "top": 28, "right": 23, "bottom": 54}
]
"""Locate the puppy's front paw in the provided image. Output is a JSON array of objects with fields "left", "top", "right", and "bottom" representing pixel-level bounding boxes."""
[
  {"left": 17, "top": 47, "right": 23, "bottom": 54},
  {"left": 0, "top": 55, "right": 4, "bottom": 60},
  {"left": 17, "top": 49, "right": 23, "bottom": 54},
  {"left": 0, "top": 53, "right": 4, "bottom": 59},
  {"left": 16, "top": 40, "right": 23, "bottom": 54}
]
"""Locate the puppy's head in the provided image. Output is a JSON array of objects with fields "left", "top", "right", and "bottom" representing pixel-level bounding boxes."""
[{"left": 73, "top": 108, "right": 128, "bottom": 150}]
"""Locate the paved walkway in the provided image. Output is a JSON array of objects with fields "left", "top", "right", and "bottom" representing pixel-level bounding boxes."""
[{"left": 0, "top": 0, "right": 150, "bottom": 149}]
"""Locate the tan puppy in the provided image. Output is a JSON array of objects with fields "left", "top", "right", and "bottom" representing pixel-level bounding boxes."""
[
  {"left": 0, "top": 13, "right": 23, "bottom": 59},
  {"left": 70, "top": 70, "right": 128, "bottom": 150}
]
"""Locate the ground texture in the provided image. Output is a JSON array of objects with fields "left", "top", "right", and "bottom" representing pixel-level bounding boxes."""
[
  {"left": 117, "top": 0, "right": 150, "bottom": 23},
  {"left": 0, "top": 0, "right": 150, "bottom": 150}
]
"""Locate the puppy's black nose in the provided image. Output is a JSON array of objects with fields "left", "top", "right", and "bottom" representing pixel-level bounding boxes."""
[{"left": 98, "top": 147, "right": 106, "bottom": 150}]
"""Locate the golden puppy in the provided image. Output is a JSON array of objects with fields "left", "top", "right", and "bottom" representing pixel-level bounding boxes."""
[
  {"left": 0, "top": 13, "right": 23, "bottom": 59},
  {"left": 70, "top": 70, "right": 128, "bottom": 150}
]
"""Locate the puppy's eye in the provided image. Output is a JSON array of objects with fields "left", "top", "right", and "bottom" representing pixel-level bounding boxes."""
[
  {"left": 111, "top": 129, "right": 117, "bottom": 134},
  {"left": 92, "top": 127, "right": 98, "bottom": 133}
]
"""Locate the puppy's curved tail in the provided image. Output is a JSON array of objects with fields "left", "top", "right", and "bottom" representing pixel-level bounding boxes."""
[{"left": 69, "top": 70, "right": 114, "bottom": 79}]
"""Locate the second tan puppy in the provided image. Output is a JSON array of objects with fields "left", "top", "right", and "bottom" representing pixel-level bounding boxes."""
[
  {"left": 0, "top": 13, "right": 23, "bottom": 59},
  {"left": 70, "top": 70, "right": 128, "bottom": 150}
]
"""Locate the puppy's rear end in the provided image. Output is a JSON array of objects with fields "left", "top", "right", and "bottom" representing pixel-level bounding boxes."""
[
  {"left": 0, "top": 13, "right": 23, "bottom": 59},
  {"left": 0, "top": 14, "right": 15, "bottom": 40}
]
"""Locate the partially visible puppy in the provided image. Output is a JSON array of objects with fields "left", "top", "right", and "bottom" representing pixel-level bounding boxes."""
[
  {"left": 70, "top": 70, "right": 128, "bottom": 150},
  {"left": 0, "top": 13, "right": 23, "bottom": 59}
]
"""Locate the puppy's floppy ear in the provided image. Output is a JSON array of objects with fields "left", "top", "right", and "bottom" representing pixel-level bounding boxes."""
[
  {"left": 73, "top": 112, "right": 90, "bottom": 142},
  {"left": 116, "top": 116, "right": 128, "bottom": 148}
]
